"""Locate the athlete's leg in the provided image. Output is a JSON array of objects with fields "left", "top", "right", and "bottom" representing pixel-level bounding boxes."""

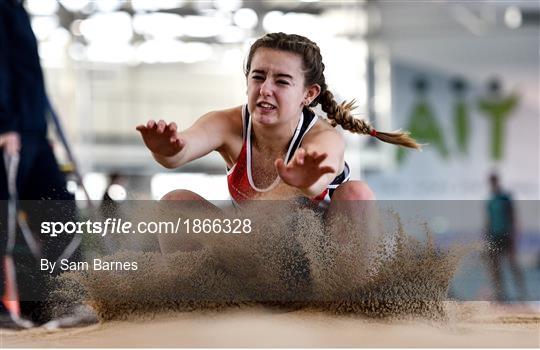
[
  {"left": 329, "top": 180, "right": 375, "bottom": 200},
  {"left": 158, "top": 190, "right": 222, "bottom": 253},
  {"left": 326, "top": 181, "right": 379, "bottom": 277},
  {"left": 161, "top": 189, "right": 222, "bottom": 212},
  {"left": 326, "top": 180, "right": 376, "bottom": 242}
]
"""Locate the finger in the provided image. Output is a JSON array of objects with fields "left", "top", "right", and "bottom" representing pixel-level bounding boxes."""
[
  {"left": 168, "top": 122, "right": 177, "bottom": 132},
  {"left": 319, "top": 165, "right": 335, "bottom": 175},
  {"left": 295, "top": 148, "right": 305, "bottom": 165},
  {"left": 274, "top": 158, "right": 286, "bottom": 173},
  {"left": 147, "top": 120, "right": 156, "bottom": 129},
  {"left": 157, "top": 120, "right": 166, "bottom": 133},
  {"left": 306, "top": 150, "right": 325, "bottom": 159},
  {"left": 135, "top": 125, "right": 146, "bottom": 132},
  {"left": 170, "top": 135, "right": 182, "bottom": 145},
  {"left": 312, "top": 152, "right": 328, "bottom": 163}
]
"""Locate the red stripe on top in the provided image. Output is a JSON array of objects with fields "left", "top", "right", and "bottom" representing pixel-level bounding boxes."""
[
  {"left": 227, "top": 141, "right": 257, "bottom": 202},
  {"left": 227, "top": 140, "right": 328, "bottom": 203}
]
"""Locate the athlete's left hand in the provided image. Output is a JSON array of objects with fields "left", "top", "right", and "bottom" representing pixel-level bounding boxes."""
[{"left": 275, "top": 147, "right": 335, "bottom": 190}]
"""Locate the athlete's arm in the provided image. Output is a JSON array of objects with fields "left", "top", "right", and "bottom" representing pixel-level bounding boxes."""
[
  {"left": 276, "top": 126, "right": 344, "bottom": 197},
  {"left": 136, "top": 106, "right": 241, "bottom": 169}
]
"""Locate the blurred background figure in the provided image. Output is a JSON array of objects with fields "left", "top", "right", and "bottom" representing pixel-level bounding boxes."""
[
  {"left": 99, "top": 172, "right": 128, "bottom": 254},
  {"left": 0, "top": 0, "right": 77, "bottom": 327},
  {"left": 485, "top": 172, "right": 526, "bottom": 302}
]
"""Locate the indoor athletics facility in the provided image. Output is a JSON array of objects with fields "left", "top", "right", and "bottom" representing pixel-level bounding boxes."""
[{"left": 0, "top": 0, "right": 538, "bottom": 347}]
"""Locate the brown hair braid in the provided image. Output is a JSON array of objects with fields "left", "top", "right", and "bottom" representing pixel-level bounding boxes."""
[{"left": 245, "top": 33, "right": 421, "bottom": 150}]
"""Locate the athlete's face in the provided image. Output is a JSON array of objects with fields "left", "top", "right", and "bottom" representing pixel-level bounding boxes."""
[{"left": 247, "top": 48, "right": 320, "bottom": 127}]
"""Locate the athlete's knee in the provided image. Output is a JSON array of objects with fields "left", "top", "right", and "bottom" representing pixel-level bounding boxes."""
[
  {"left": 333, "top": 181, "right": 375, "bottom": 201},
  {"left": 160, "top": 189, "right": 204, "bottom": 201}
]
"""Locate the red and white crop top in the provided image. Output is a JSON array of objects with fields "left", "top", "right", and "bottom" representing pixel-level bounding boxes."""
[{"left": 227, "top": 105, "right": 350, "bottom": 206}]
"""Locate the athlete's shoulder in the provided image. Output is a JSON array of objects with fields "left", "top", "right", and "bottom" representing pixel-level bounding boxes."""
[
  {"left": 205, "top": 105, "right": 242, "bottom": 120},
  {"left": 305, "top": 117, "right": 344, "bottom": 144},
  {"left": 199, "top": 106, "right": 242, "bottom": 131}
]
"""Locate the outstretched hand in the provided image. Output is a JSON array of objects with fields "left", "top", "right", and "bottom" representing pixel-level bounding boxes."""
[
  {"left": 136, "top": 120, "right": 185, "bottom": 157},
  {"left": 275, "top": 148, "right": 335, "bottom": 190}
]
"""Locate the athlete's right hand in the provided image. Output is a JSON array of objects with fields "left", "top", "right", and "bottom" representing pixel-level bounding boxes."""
[{"left": 136, "top": 120, "right": 185, "bottom": 157}]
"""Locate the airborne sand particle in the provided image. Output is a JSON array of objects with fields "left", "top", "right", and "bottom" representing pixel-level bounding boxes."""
[{"left": 47, "top": 203, "right": 468, "bottom": 322}]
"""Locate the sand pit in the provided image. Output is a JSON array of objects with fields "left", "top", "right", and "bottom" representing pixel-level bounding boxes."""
[
  {"left": 2, "top": 303, "right": 539, "bottom": 347},
  {"left": 2, "top": 203, "right": 538, "bottom": 347}
]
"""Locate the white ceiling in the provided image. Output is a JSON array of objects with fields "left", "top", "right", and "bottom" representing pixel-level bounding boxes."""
[
  {"left": 370, "top": 1, "right": 539, "bottom": 79},
  {"left": 368, "top": 0, "right": 539, "bottom": 108}
]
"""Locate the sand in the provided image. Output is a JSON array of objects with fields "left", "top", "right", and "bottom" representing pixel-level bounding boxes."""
[
  {"left": 2, "top": 303, "right": 539, "bottom": 348},
  {"left": 2, "top": 202, "right": 538, "bottom": 347}
]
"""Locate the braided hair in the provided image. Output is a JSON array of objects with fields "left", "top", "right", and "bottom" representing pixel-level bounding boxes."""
[{"left": 245, "top": 33, "right": 420, "bottom": 149}]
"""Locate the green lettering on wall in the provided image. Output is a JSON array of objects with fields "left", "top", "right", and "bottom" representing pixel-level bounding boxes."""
[
  {"left": 454, "top": 101, "right": 469, "bottom": 154},
  {"left": 477, "top": 79, "right": 518, "bottom": 160},
  {"left": 451, "top": 78, "right": 469, "bottom": 154},
  {"left": 398, "top": 78, "right": 448, "bottom": 163}
]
